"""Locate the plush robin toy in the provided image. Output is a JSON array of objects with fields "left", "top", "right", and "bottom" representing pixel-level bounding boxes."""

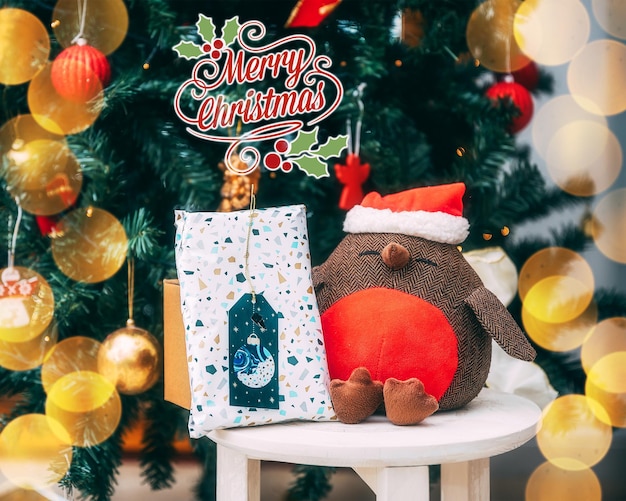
[{"left": 312, "top": 182, "right": 536, "bottom": 425}]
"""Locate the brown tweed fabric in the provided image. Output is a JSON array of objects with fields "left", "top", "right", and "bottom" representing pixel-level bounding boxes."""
[{"left": 313, "top": 233, "right": 536, "bottom": 411}]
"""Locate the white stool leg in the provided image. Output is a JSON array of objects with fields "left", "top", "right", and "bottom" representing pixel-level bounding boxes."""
[
  {"left": 354, "top": 466, "right": 430, "bottom": 500},
  {"left": 440, "top": 458, "right": 489, "bottom": 501},
  {"left": 216, "top": 444, "right": 261, "bottom": 501}
]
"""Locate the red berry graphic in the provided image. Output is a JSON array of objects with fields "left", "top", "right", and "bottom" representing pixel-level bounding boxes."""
[
  {"left": 213, "top": 39, "right": 224, "bottom": 50},
  {"left": 264, "top": 153, "right": 281, "bottom": 170},
  {"left": 202, "top": 43, "right": 212, "bottom": 52},
  {"left": 275, "top": 139, "right": 290, "bottom": 154},
  {"left": 281, "top": 160, "right": 293, "bottom": 172},
  {"left": 211, "top": 50, "right": 222, "bottom": 59}
]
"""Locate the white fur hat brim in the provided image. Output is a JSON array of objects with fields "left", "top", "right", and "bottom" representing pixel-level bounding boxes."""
[{"left": 343, "top": 206, "right": 469, "bottom": 245}]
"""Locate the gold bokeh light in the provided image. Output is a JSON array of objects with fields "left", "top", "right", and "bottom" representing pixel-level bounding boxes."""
[
  {"left": 591, "top": 188, "right": 626, "bottom": 264},
  {"left": 51, "top": 207, "right": 128, "bottom": 283},
  {"left": 466, "top": 0, "right": 530, "bottom": 73},
  {"left": 0, "top": 8, "right": 50, "bottom": 85},
  {"left": 568, "top": 40, "right": 626, "bottom": 116},
  {"left": 545, "top": 120, "right": 621, "bottom": 197},
  {"left": 45, "top": 370, "right": 122, "bottom": 447},
  {"left": 526, "top": 461, "right": 602, "bottom": 501},
  {"left": 537, "top": 394, "right": 612, "bottom": 471}
]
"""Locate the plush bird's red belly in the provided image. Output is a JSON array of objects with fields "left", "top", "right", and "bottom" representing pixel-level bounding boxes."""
[{"left": 321, "top": 287, "right": 459, "bottom": 400}]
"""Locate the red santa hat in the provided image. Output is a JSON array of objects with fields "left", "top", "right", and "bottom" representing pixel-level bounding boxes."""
[{"left": 343, "top": 182, "right": 470, "bottom": 244}]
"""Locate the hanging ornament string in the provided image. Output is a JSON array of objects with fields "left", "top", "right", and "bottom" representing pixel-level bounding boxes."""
[
  {"left": 126, "top": 257, "right": 135, "bottom": 326},
  {"left": 335, "top": 83, "right": 370, "bottom": 210},
  {"left": 72, "top": 0, "right": 89, "bottom": 44},
  {"left": 346, "top": 82, "right": 366, "bottom": 157},
  {"left": 7, "top": 197, "right": 23, "bottom": 269},
  {"left": 243, "top": 184, "right": 258, "bottom": 304}
]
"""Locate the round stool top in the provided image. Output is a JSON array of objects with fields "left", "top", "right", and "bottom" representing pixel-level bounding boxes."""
[{"left": 208, "top": 389, "right": 541, "bottom": 468}]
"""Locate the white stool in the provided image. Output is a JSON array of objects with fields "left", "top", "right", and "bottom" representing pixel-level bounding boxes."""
[{"left": 209, "top": 389, "right": 541, "bottom": 500}]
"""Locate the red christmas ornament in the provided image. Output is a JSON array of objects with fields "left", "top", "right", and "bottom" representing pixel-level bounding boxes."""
[
  {"left": 335, "top": 153, "right": 370, "bottom": 210},
  {"left": 35, "top": 215, "right": 61, "bottom": 238},
  {"left": 485, "top": 81, "right": 534, "bottom": 133},
  {"left": 50, "top": 40, "right": 111, "bottom": 102},
  {"left": 511, "top": 61, "right": 540, "bottom": 91},
  {"left": 285, "top": 0, "right": 342, "bottom": 28}
]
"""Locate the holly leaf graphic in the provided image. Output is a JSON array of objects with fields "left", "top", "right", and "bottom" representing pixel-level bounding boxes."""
[
  {"left": 173, "top": 40, "right": 204, "bottom": 60},
  {"left": 293, "top": 155, "right": 329, "bottom": 179},
  {"left": 197, "top": 14, "right": 216, "bottom": 44},
  {"left": 311, "top": 134, "right": 349, "bottom": 160},
  {"left": 222, "top": 17, "right": 241, "bottom": 47},
  {"left": 289, "top": 127, "right": 319, "bottom": 157}
]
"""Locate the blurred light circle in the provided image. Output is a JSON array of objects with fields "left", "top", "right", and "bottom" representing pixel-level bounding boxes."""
[
  {"left": 526, "top": 461, "right": 601, "bottom": 501},
  {"left": 51, "top": 207, "right": 128, "bottom": 283},
  {"left": 581, "top": 317, "right": 626, "bottom": 374},
  {"left": 545, "top": 121, "right": 621, "bottom": 197},
  {"left": 4, "top": 139, "right": 82, "bottom": 216},
  {"left": 592, "top": 0, "right": 626, "bottom": 40},
  {"left": 27, "top": 63, "right": 102, "bottom": 136},
  {"left": 585, "top": 353, "right": 626, "bottom": 428},
  {"left": 0, "top": 414, "right": 72, "bottom": 490},
  {"left": 45, "top": 370, "right": 121, "bottom": 447},
  {"left": 519, "top": 247, "right": 594, "bottom": 301},
  {"left": 0, "top": 114, "right": 64, "bottom": 154},
  {"left": 0, "top": 8, "right": 50, "bottom": 85},
  {"left": 532, "top": 95, "right": 606, "bottom": 161},
  {"left": 0, "top": 322, "right": 58, "bottom": 371},
  {"left": 519, "top": 248, "right": 594, "bottom": 324},
  {"left": 537, "top": 394, "right": 612, "bottom": 470},
  {"left": 514, "top": 0, "right": 589, "bottom": 66},
  {"left": 586, "top": 352, "right": 626, "bottom": 394},
  {"left": 568, "top": 40, "right": 626, "bottom": 116},
  {"left": 52, "top": 0, "right": 128, "bottom": 55},
  {"left": 523, "top": 275, "right": 594, "bottom": 323},
  {"left": 466, "top": 0, "right": 530, "bottom": 73},
  {"left": 0, "top": 266, "right": 55, "bottom": 343},
  {"left": 522, "top": 300, "right": 597, "bottom": 352},
  {"left": 41, "top": 336, "right": 101, "bottom": 394},
  {"left": 590, "top": 188, "right": 626, "bottom": 264}
]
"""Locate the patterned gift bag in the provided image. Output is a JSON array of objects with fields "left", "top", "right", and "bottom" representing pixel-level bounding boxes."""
[{"left": 174, "top": 204, "right": 335, "bottom": 436}]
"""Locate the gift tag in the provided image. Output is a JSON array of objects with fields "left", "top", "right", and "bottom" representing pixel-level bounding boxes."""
[{"left": 228, "top": 292, "right": 279, "bottom": 409}]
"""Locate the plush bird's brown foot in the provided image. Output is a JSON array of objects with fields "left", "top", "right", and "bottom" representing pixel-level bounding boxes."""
[
  {"left": 383, "top": 378, "right": 439, "bottom": 425},
  {"left": 330, "top": 367, "right": 384, "bottom": 424}
]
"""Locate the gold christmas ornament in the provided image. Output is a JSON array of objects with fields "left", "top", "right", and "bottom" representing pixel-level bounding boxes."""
[{"left": 97, "top": 320, "right": 161, "bottom": 395}]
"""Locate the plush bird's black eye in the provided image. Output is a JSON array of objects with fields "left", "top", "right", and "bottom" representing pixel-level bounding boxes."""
[
  {"left": 415, "top": 257, "right": 437, "bottom": 267},
  {"left": 358, "top": 250, "right": 380, "bottom": 257}
]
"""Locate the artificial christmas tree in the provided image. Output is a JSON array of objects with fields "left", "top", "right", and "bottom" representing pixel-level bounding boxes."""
[{"left": 1, "top": 0, "right": 625, "bottom": 500}]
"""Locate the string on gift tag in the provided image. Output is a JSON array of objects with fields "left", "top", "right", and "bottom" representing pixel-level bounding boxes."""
[
  {"left": 243, "top": 184, "right": 257, "bottom": 304},
  {"left": 6, "top": 197, "right": 22, "bottom": 269}
]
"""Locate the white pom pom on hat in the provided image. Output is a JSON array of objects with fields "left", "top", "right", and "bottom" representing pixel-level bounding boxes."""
[{"left": 343, "top": 182, "right": 470, "bottom": 245}]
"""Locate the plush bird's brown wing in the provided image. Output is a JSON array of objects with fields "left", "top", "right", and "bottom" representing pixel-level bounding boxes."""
[{"left": 465, "top": 286, "right": 536, "bottom": 361}]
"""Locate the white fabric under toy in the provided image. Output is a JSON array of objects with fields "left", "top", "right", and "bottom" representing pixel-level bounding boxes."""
[{"left": 174, "top": 205, "right": 335, "bottom": 437}]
